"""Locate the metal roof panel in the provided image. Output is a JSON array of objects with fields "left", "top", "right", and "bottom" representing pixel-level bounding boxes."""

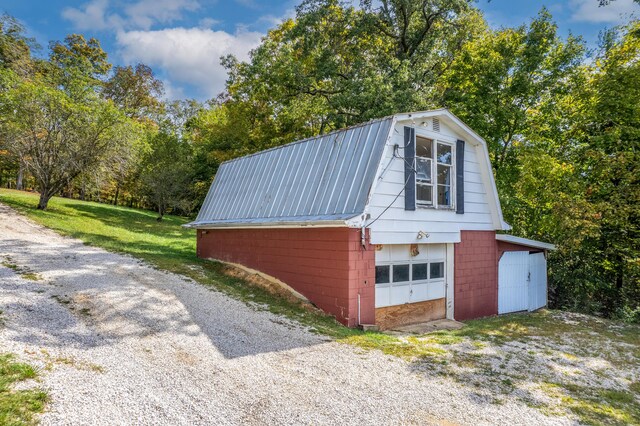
[{"left": 190, "top": 117, "right": 393, "bottom": 228}]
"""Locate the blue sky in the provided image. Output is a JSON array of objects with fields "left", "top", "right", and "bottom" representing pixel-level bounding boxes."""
[{"left": 3, "top": 0, "right": 638, "bottom": 100}]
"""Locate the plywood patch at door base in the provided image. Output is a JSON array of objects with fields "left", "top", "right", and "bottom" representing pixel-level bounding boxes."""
[{"left": 375, "top": 298, "right": 446, "bottom": 330}]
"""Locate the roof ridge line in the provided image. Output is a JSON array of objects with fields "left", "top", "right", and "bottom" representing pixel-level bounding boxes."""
[{"left": 220, "top": 115, "right": 394, "bottom": 166}]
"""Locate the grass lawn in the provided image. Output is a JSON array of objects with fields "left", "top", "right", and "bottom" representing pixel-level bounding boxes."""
[
  {"left": 1, "top": 188, "right": 639, "bottom": 425},
  {"left": 0, "top": 353, "right": 47, "bottom": 425}
]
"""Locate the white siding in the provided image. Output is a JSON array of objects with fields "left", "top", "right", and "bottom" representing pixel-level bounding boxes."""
[{"left": 367, "top": 120, "right": 496, "bottom": 245}]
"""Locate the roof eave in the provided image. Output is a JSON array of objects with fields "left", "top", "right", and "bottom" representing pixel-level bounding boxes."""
[
  {"left": 495, "top": 234, "right": 556, "bottom": 250},
  {"left": 183, "top": 219, "right": 353, "bottom": 229}
]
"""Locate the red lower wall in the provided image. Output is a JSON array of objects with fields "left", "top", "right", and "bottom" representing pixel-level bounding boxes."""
[
  {"left": 455, "top": 231, "right": 545, "bottom": 321},
  {"left": 196, "top": 227, "right": 375, "bottom": 327},
  {"left": 454, "top": 231, "right": 499, "bottom": 320}
]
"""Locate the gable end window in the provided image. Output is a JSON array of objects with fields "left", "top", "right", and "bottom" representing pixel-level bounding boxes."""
[{"left": 416, "top": 136, "right": 454, "bottom": 209}]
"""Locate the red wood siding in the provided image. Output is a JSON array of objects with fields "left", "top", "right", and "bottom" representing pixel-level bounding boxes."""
[{"left": 196, "top": 227, "right": 375, "bottom": 327}]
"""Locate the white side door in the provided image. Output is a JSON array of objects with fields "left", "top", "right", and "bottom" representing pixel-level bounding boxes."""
[
  {"left": 528, "top": 252, "right": 547, "bottom": 311},
  {"left": 498, "top": 251, "right": 529, "bottom": 314}
]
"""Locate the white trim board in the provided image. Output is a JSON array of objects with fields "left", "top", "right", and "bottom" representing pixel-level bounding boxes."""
[{"left": 496, "top": 234, "right": 556, "bottom": 251}]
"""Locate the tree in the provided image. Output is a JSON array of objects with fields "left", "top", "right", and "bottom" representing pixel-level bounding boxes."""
[
  {"left": 49, "top": 34, "right": 111, "bottom": 78},
  {"left": 438, "top": 9, "right": 585, "bottom": 190},
  {"left": 0, "top": 76, "right": 137, "bottom": 209},
  {"left": 186, "top": 102, "right": 254, "bottom": 203},
  {"left": 103, "top": 64, "right": 164, "bottom": 120},
  {"left": 101, "top": 63, "right": 164, "bottom": 205},
  {"left": 48, "top": 34, "right": 111, "bottom": 99},
  {"left": 0, "top": 15, "right": 39, "bottom": 190},
  {"left": 217, "top": 0, "right": 479, "bottom": 152},
  {"left": 0, "top": 14, "right": 38, "bottom": 77},
  {"left": 566, "top": 22, "right": 640, "bottom": 319},
  {"left": 141, "top": 129, "right": 194, "bottom": 219}
]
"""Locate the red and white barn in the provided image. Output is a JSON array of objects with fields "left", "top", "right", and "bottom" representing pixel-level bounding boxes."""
[{"left": 187, "top": 109, "right": 554, "bottom": 329}]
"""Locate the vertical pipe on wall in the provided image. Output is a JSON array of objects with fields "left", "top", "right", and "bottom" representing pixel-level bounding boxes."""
[{"left": 357, "top": 293, "right": 361, "bottom": 326}]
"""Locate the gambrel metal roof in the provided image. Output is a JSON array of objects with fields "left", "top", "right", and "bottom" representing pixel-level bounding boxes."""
[{"left": 187, "top": 117, "right": 394, "bottom": 228}]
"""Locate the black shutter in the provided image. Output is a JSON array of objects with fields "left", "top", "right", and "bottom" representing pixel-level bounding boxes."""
[
  {"left": 456, "top": 139, "right": 465, "bottom": 214},
  {"left": 404, "top": 126, "right": 416, "bottom": 211}
]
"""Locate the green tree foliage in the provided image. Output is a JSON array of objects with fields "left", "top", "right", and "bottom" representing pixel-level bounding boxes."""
[
  {"left": 0, "top": 15, "right": 39, "bottom": 190},
  {"left": 98, "top": 63, "right": 164, "bottom": 205},
  {"left": 141, "top": 129, "right": 194, "bottom": 219},
  {"left": 220, "top": 0, "right": 479, "bottom": 151},
  {"left": 554, "top": 22, "right": 640, "bottom": 319},
  {"left": 49, "top": 34, "right": 111, "bottom": 78},
  {"left": 0, "top": 14, "right": 38, "bottom": 77},
  {"left": 104, "top": 64, "right": 164, "bottom": 120},
  {"left": 48, "top": 34, "right": 111, "bottom": 98},
  {"left": 136, "top": 100, "right": 201, "bottom": 219},
  {"left": 439, "top": 9, "right": 585, "bottom": 188},
  {"left": 0, "top": 75, "right": 139, "bottom": 209}
]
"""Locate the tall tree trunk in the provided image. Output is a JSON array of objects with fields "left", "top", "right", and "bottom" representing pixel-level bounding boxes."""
[
  {"left": 113, "top": 184, "right": 120, "bottom": 205},
  {"left": 16, "top": 163, "right": 24, "bottom": 191},
  {"left": 37, "top": 191, "right": 52, "bottom": 210},
  {"left": 80, "top": 181, "right": 86, "bottom": 201}
]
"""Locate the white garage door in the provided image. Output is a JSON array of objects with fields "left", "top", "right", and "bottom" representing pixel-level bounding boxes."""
[
  {"left": 498, "top": 251, "right": 547, "bottom": 314},
  {"left": 375, "top": 244, "right": 446, "bottom": 308}
]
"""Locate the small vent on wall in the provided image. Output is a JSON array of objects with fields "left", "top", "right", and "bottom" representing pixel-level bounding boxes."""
[{"left": 432, "top": 118, "right": 440, "bottom": 132}]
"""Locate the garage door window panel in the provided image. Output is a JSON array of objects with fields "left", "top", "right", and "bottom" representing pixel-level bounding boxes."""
[
  {"left": 412, "top": 263, "right": 428, "bottom": 281},
  {"left": 392, "top": 264, "right": 410, "bottom": 282},
  {"left": 430, "top": 262, "right": 445, "bottom": 279},
  {"left": 375, "top": 265, "right": 390, "bottom": 284},
  {"left": 375, "top": 248, "right": 447, "bottom": 308}
]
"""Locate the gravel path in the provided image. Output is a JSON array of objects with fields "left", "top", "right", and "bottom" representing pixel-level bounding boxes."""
[{"left": 0, "top": 203, "right": 572, "bottom": 425}]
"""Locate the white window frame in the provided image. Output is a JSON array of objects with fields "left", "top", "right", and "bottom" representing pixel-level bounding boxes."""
[
  {"left": 415, "top": 134, "right": 456, "bottom": 210},
  {"left": 415, "top": 137, "right": 434, "bottom": 207}
]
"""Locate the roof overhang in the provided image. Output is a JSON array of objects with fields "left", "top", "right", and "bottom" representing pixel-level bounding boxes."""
[
  {"left": 496, "top": 234, "right": 556, "bottom": 250},
  {"left": 184, "top": 215, "right": 358, "bottom": 229},
  {"left": 184, "top": 221, "right": 350, "bottom": 229}
]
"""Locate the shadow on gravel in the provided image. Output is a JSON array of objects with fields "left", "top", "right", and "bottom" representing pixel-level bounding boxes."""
[{"left": 0, "top": 236, "right": 322, "bottom": 359}]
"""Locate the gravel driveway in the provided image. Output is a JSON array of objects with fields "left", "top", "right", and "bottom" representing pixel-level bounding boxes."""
[{"left": 0, "top": 204, "right": 571, "bottom": 425}]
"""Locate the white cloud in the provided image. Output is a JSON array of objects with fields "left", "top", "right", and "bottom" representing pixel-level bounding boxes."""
[
  {"left": 198, "top": 17, "right": 221, "bottom": 29},
  {"left": 61, "top": 0, "right": 285, "bottom": 100},
  {"left": 61, "top": 0, "right": 122, "bottom": 31},
  {"left": 116, "top": 27, "right": 263, "bottom": 99},
  {"left": 62, "top": 0, "right": 199, "bottom": 31},
  {"left": 124, "top": 0, "right": 199, "bottom": 30},
  {"left": 571, "top": 0, "right": 639, "bottom": 24}
]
